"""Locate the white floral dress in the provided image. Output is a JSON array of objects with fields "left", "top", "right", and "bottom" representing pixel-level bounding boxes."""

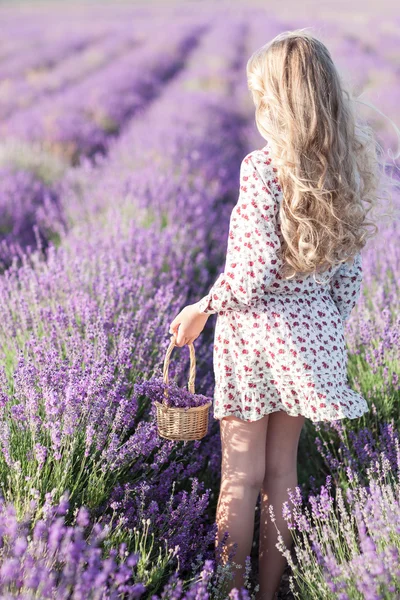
[{"left": 196, "top": 143, "right": 369, "bottom": 423}]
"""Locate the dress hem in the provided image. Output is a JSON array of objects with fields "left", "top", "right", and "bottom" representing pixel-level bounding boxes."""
[
  {"left": 212, "top": 365, "right": 370, "bottom": 424},
  {"left": 213, "top": 404, "right": 370, "bottom": 423},
  {"left": 212, "top": 395, "right": 370, "bottom": 423}
]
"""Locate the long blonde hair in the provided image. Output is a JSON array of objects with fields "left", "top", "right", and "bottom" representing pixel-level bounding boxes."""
[{"left": 246, "top": 28, "right": 399, "bottom": 279}]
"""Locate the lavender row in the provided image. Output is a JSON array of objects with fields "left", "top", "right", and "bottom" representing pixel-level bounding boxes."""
[
  {"left": 0, "top": 25, "right": 144, "bottom": 120},
  {"left": 0, "top": 21, "right": 207, "bottom": 267},
  {"left": 1, "top": 21, "right": 207, "bottom": 164},
  {"left": 0, "top": 13, "right": 245, "bottom": 269},
  {"left": 0, "top": 490, "right": 253, "bottom": 600},
  {"left": 60, "top": 14, "right": 283, "bottom": 246},
  {"left": 0, "top": 5, "right": 154, "bottom": 75},
  {"left": 0, "top": 24, "right": 110, "bottom": 82},
  {"left": 326, "top": 23, "right": 399, "bottom": 149}
]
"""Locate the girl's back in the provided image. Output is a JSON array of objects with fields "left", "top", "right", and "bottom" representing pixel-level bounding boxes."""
[{"left": 197, "top": 143, "right": 366, "bottom": 422}]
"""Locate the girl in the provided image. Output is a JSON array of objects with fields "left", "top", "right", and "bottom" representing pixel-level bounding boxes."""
[{"left": 169, "top": 29, "right": 386, "bottom": 600}]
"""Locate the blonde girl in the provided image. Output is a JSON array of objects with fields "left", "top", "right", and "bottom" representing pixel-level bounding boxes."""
[{"left": 169, "top": 29, "right": 396, "bottom": 600}]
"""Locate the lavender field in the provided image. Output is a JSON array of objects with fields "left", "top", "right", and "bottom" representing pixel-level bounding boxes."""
[{"left": 0, "top": 2, "right": 399, "bottom": 598}]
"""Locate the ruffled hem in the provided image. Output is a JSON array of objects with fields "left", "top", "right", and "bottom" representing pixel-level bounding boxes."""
[{"left": 213, "top": 371, "right": 370, "bottom": 423}]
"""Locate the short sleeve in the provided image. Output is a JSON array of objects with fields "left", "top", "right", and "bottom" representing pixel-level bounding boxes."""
[
  {"left": 328, "top": 251, "right": 363, "bottom": 323},
  {"left": 197, "top": 150, "right": 281, "bottom": 314}
]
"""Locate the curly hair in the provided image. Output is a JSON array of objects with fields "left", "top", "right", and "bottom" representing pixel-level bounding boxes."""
[{"left": 246, "top": 28, "right": 399, "bottom": 279}]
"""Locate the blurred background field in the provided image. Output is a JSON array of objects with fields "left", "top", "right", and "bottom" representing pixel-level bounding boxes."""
[{"left": 0, "top": 1, "right": 399, "bottom": 598}]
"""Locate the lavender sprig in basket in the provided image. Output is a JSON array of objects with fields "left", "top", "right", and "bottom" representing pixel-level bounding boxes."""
[{"left": 146, "top": 334, "right": 212, "bottom": 441}]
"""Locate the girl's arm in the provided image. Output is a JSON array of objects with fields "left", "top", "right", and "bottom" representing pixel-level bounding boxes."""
[
  {"left": 196, "top": 150, "right": 281, "bottom": 314},
  {"left": 328, "top": 251, "right": 363, "bottom": 323}
]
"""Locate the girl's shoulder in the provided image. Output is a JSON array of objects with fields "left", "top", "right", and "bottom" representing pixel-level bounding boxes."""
[{"left": 241, "top": 145, "right": 280, "bottom": 198}]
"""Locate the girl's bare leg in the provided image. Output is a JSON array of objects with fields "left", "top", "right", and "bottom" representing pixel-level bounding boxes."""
[
  {"left": 215, "top": 414, "right": 270, "bottom": 594},
  {"left": 257, "top": 411, "right": 305, "bottom": 600}
]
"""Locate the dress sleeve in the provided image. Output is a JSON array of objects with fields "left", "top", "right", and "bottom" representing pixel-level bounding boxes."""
[
  {"left": 196, "top": 150, "right": 281, "bottom": 314},
  {"left": 328, "top": 251, "right": 363, "bottom": 323}
]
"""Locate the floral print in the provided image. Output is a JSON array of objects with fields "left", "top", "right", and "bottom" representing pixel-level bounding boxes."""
[{"left": 197, "top": 143, "right": 369, "bottom": 423}]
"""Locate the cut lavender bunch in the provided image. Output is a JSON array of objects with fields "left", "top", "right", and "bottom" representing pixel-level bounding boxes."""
[{"left": 135, "top": 375, "right": 213, "bottom": 411}]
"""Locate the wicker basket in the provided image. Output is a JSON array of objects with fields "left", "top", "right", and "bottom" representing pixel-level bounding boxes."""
[{"left": 155, "top": 334, "right": 212, "bottom": 441}]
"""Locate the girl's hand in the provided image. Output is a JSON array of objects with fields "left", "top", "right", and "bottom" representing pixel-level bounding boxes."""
[{"left": 169, "top": 303, "right": 209, "bottom": 347}]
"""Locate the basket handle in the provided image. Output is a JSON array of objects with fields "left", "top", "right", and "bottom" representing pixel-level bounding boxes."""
[{"left": 163, "top": 334, "right": 196, "bottom": 405}]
